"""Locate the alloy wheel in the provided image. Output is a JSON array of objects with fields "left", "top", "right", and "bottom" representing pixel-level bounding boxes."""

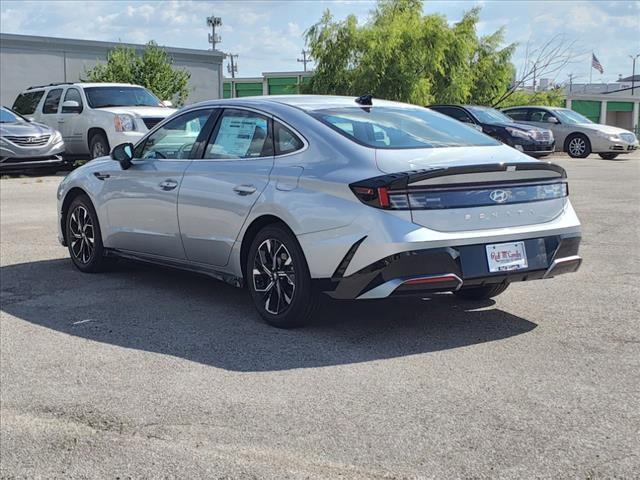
[
  {"left": 568, "top": 137, "right": 586, "bottom": 156},
  {"left": 252, "top": 239, "right": 296, "bottom": 315},
  {"left": 69, "top": 205, "right": 95, "bottom": 264}
]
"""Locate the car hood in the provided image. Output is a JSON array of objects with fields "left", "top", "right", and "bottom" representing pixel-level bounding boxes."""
[
  {"left": 95, "top": 106, "right": 176, "bottom": 118},
  {"left": 375, "top": 144, "right": 539, "bottom": 173},
  {"left": 0, "top": 121, "right": 55, "bottom": 137},
  {"left": 576, "top": 123, "right": 634, "bottom": 136}
]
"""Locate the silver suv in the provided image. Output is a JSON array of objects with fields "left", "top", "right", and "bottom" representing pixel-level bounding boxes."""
[{"left": 12, "top": 82, "right": 176, "bottom": 159}]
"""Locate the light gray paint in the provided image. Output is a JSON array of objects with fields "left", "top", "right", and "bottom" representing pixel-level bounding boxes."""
[{"left": 0, "top": 33, "right": 224, "bottom": 107}]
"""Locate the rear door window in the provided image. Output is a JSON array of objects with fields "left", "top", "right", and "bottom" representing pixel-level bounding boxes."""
[
  {"left": 205, "top": 109, "right": 273, "bottom": 159},
  {"left": 12, "top": 91, "right": 45, "bottom": 115},
  {"left": 42, "top": 89, "right": 63, "bottom": 114},
  {"left": 503, "top": 108, "right": 529, "bottom": 121}
]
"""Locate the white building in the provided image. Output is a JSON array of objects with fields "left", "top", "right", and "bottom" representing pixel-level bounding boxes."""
[{"left": 0, "top": 33, "right": 224, "bottom": 107}]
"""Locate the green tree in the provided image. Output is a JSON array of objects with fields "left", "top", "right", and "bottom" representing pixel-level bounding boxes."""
[
  {"left": 85, "top": 41, "right": 191, "bottom": 106},
  {"left": 496, "top": 86, "right": 565, "bottom": 108},
  {"left": 304, "top": 0, "right": 516, "bottom": 106}
]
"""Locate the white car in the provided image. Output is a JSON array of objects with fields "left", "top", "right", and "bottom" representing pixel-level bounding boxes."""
[
  {"left": 502, "top": 106, "right": 639, "bottom": 159},
  {"left": 57, "top": 95, "right": 583, "bottom": 328},
  {"left": 12, "top": 82, "right": 176, "bottom": 159}
]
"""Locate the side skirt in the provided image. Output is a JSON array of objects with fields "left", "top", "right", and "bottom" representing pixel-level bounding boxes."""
[{"left": 104, "top": 248, "right": 244, "bottom": 288}]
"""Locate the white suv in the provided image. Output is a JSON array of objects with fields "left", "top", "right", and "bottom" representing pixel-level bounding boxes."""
[{"left": 12, "top": 82, "right": 176, "bottom": 159}]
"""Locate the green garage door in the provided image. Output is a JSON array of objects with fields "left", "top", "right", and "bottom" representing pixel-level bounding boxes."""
[
  {"left": 223, "top": 83, "right": 232, "bottom": 99},
  {"left": 268, "top": 77, "right": 299, "bottom": 95},
  {"left": 235, "top": 82, "right": 263, "bottom": 97},
  {"left": 572, "top": 100, "right": 600, "bottom": 123},
  {"left": 606, "top": 101, "right": 633, "bottom": 112}
]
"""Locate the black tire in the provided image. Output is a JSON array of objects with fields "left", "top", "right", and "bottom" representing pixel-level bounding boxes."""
[
  {"left": 65, "top": 194, "right": 109, "bottom": 273},
  {"left": 565, "top": 133, "right": 591, "bottom": 158},
  {"left": 598, "top": 153, "right": 619, "bottom": 160},
  {"left": 246, "top": 224, "right": 318, "bottom": 328},
  {"left": 454, "top": 283, "right": 509, "bottom": 301},
  {"left": 89, "top": 132, "right": 110, "bottom": 159}
]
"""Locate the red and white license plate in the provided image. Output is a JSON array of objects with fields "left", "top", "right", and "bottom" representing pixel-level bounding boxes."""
[{"left": 486, "top": 241, "right": 528, "bottom": 273}]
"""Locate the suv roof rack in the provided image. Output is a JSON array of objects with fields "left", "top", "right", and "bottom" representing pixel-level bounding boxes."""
[{"left": 26, "top": 82, "right": 75, "bottom": 90}]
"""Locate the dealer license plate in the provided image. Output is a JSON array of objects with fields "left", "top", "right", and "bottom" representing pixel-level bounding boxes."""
[{"left": 486, "top": 241, "right": 528, "bottom": 273}]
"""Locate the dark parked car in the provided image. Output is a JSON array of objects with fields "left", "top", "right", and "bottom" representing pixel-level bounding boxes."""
[
  {"left": 429, "top": 105, "right": 555, "bottom": 158},
  {"left": 0, "top": 106, "right": 65, "bottom": 173}
]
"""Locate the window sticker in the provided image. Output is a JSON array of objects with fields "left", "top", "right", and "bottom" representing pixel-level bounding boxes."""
[{"left": 210, "top": 116, "right": 267, "bottom": 157}]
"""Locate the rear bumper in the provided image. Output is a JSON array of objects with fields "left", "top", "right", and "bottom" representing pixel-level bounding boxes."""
[{"left": 320, "top": 234, "right": 581, "bottom": 300}]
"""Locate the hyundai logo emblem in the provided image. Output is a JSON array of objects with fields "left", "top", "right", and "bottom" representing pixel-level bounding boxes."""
[{"left": 489, "top": 189, "right": 511, "bottom": 203}]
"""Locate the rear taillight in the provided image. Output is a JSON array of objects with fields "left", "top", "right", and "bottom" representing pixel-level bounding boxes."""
[{"left": 350, "top": 185, "right": 409, "bottom": 209}]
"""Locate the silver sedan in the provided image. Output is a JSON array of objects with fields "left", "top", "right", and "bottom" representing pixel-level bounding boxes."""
[
  {"left": 0, "top": 107, "right": 65, "bottom": 172},
  {"left": 57, "top": 96, "right": 582, "bottom": 327}
]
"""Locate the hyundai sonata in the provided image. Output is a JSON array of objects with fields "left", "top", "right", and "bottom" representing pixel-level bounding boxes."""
[{"left": 57, "top": 95, "right": 582, "bottom": 327}]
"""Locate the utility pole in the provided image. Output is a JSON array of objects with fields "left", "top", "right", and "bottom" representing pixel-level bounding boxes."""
[
  {"left": 297, "top": 49, "right": 311, "bottom": 72},
  {"left": 207, "top": 15, "right": 222, "bottom": 51},
  {"left": 567, "top": 73, "right": 574, "bottom": 93},
  {"left": 532, "top": 64, "right": 537, "bottom": 92},
  {"left": 226, "top": 53, "right": 238, "bottom": 78},
  {"left": 630, "top": 54, "right": 640, "bottom": 95}
]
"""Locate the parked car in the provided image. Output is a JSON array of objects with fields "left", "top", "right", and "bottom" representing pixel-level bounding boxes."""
[
  {"left": 57, "top": 95, "right": 582, "bottom": 328},
  {"left": 12, "top": 82, "right": 176, "bottom": 160},
  {"left": 0, "top": 106, "right": 65, "bottom": 173},
  {"left": 429, "top": 104, "right": 555, "bottom": 157},
  {"left": 501, "top": 106, "right": 639, "bottom": 159}
]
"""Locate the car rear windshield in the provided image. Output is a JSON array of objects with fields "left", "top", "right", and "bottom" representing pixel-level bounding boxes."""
[
  {"left": 310, "top": 106, "right": 499, "bottom": 149},
  {"left": 466, "top": 106, "right": 514, "bottom": 124},
  {"left": 84, "top": 87, "right": 162, "bottom": 109},
  {"left": 551, "top": 108, "right": 593, "bottom": 125}
]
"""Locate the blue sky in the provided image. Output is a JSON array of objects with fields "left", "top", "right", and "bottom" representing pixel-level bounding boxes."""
[{"left": 1, "top": 0, "right": 638, "bottom": 85}]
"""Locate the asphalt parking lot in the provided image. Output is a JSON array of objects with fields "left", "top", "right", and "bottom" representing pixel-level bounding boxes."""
[{"left": 1, "top": 153, "right": 639, "bottom": 479}]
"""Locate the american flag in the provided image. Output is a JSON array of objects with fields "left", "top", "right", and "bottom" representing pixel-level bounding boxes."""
[{"left": 592, "top": 53, "right": 604, "bottom": 74}]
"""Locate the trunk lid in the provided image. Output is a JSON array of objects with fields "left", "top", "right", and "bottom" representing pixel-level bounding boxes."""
[{"left": 368, "top": 145, "right": 567, "bottom": 232}]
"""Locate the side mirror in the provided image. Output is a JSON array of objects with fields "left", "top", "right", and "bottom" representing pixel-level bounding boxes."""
[
  {"left": 547, "top": 116, "right": 559, "bottom": 124},
  {"left": 61, "top": 100, "right": 81, "bottom": 114},
  {"left": 161, "top": 100, "right": 173, "bottom": 108},
  {"left": 111, "top": 142, "right": 134, "bottom": 169}
]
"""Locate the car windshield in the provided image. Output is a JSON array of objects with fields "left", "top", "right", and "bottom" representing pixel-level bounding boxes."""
[
  {"left": 550, "top": 108, "right": 593, "bottom": 124},
  {"left": 84, "top": 86, "right": 162, "bottom": 108},
  {"left": 310, "top": 106, "right": 499, "bottom": 149},
  {"left": 466, "top": 106, "right": 514, "bottom": 124},
  {"left": 0, "top": 107, "right": 26, "bottom": 123}
]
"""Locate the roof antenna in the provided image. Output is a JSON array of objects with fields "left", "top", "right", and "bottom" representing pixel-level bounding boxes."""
[{"left": 355, "top": 94, "right": 373, "bottom": 106}]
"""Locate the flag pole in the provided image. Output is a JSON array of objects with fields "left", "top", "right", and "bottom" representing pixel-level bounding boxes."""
[{"left": 589, "top": 51, "right": 593, "bottom": 85}]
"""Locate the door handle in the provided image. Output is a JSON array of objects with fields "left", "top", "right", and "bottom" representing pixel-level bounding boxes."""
[
  {"left": 159, "top": 179, "right": 179, "bottom": 191},
  {"left": 58, "top": 119, "right": 66, "bottom": 123},
  {"left": 94, "top": 172, "right": 110, "bottom": 180},
  {"left": 233, "top": 184, "right": 257, "bottom": 196}
]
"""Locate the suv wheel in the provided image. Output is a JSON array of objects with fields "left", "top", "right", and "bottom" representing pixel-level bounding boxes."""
[
  {"left": 565, "top": 134, "right": 591, "bottom": 158},
  {"left": 454, "top": 283, "right": 509, "bottom": 301},
  {"left": 599, "top": 153, "right": 619, "bottom": 160},
  {"left": 90, "top": 132, "right": 110, "bottom": 159},
  {"left": 66, "top": 195, "right": 109, "bottom": 273},
  {"left": 247, "top": 224, "right": 318, "bottom": 328}
]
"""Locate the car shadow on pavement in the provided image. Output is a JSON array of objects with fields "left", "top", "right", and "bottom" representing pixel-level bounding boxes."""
[{"left": 1, "top": 258, "right": 537, "bottom": 372}]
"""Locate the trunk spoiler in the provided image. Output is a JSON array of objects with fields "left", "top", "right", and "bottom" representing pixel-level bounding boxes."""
[{"left": 351, "top": 162, "right": 566, "bottom": 191}]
